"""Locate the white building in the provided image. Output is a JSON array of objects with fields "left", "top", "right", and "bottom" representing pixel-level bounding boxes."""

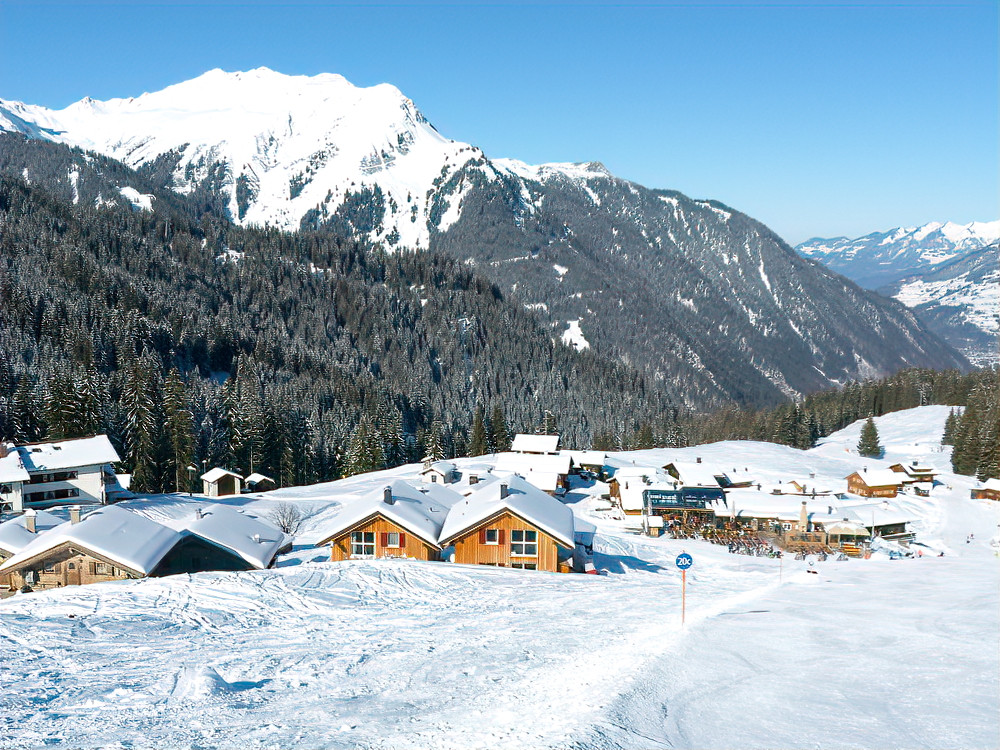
[
  {"left": 0, "top": 435, "right": 123, "bottom": 513},
  {"left": 201, "top": 468, "right": 243, "bottom": 497}
]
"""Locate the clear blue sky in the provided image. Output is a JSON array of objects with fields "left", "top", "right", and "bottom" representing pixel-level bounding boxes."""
[{"left": 1, "top": 0, "right": 996, "bottom": 244}]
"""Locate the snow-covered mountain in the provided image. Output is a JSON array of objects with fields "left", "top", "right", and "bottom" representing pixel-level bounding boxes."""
[
  {"left": 0, "top": 69, "right": 971, "bottom": 406},
  {"left": 796, "top": 221, "right": 1000, "bottom": 289},
  {"left": 879, "top": 243, "right": 999, "bottom": 365}
]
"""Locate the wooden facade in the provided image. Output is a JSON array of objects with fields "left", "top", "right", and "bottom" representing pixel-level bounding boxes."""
[
  {"left": 151, "top": 537, "right": 257, "bottom": 577},
  {"left": 325, "top": 513, "right": 441, "bottom": 562},
  {"left": 4, "top": 542, "right": 139, "bottom": 591},
  {"left": 971, "top": 487, "right": 1000, "bottom": 501},
  {"left": 846, "top": 472, "right": 898, "bottom": 498},
  {"left": 447, "top": 509, "right": 566, "bottom": 572}
]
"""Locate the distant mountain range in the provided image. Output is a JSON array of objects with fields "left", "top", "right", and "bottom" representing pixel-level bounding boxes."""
[
  {"left": 797, "top": 222, "right": 998, "bottom": 365},
  {"left": 0, "top": 68, "right": 970, "bottom": 407}
]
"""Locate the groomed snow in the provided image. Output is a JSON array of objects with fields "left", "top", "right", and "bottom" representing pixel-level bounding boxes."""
[{"left": 1, "top": 406, "right": 997, "bottom": 748}]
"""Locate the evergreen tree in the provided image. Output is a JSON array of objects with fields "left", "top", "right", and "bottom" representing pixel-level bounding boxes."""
[
  {"left": 942, "top": 408, "right": 959, "bottom": 445},
  {"left": 857, "top": 417, "right": 882, "bottom": 458},
  {"left": 469, "top": 406, "right": 489, "bottom": 456},
  {"left": 163, "top": 368, "right": 195, "bottom": 492},
  {"left": 489, "top": 405, "right": 510, "bottom": 452}
]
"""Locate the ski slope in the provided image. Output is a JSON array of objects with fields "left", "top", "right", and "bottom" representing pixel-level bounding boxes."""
[{"left": 1, "top": 407, "right": 997, "bottom": 749}]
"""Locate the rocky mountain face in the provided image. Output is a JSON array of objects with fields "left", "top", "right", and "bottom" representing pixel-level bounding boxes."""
[
  {"left": 796, "top": 220, "right": 999, "bottom": 289},
  {"left": 0, "top": 68, "right": 971, "bottom": 408},
  {"left": 879, "top": 243, "right": 999, "bottom": 366}
]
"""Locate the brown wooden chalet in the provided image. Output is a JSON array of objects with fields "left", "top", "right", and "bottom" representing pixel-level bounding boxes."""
[
  {"left": 971, "top": 478, "right": 1000, "bottom": 501},
  {"left": 438, "top": 474, "right": 576, "bottom": 573},
  {"left": 315, "top": 481, "right": 459, "bottom": 563},
  {"left": 888, "top": 462, "right": 938, "bottom": 485},
  {"left": 846, "top": 469, "right": 903, "bottom": 498}
]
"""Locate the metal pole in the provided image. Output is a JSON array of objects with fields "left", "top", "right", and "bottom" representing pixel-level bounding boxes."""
[{"left": 682, "top": 569, "right": 687, "bottom": 626}]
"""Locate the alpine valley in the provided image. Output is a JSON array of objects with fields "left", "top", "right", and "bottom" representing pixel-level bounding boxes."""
[
  {"left": 797, "top": 223, "right": 999, "bottom": 365},
  {"left": 0, "top": 68, "right": 970, "bottom": 429}
]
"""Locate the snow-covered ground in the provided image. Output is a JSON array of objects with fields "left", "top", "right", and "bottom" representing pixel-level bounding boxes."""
[{"left": 2, "top": 406, "right": 998, "bottom": 749}]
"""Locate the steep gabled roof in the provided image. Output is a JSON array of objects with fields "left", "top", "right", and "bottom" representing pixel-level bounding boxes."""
[
  {"left": 201, "top": 467, "right": 243, "bottom": 483},
  {"left": 314, "top": 479, "right": 461, "bottom": 548},
  {"left": 14, "top": 435, "right": 120, "bottom": 472},
  {"left": 439, "top": 473, "right": 575, "bottom": 548},
  {"left": 165, "top": 504, "right": 288, "bottom": 569},
  {"left": 847, "top": 469, "right": 904, "bottom": 488},
  {"left": 0, "top": 505, "right": 180, "bottom": 576},
  {"left": 0, "top": 510, "right": 63, "bottom": 555}
]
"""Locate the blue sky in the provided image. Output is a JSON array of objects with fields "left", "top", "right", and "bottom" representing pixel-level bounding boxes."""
[{"left": 1, "top": 0, "right": 996, "bottom": 244}]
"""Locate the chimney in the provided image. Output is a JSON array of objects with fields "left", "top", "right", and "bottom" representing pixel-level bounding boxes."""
[
  {"left": 69, "top": 506, "right": 81, "bottom": 524},
  {"left": 24, "top": 509, "right": 36, "bottom": 533},
  {"left": 469, "top": 474, "right": 479, "bottom": 485},
  {"left": 500, "top": 483, "right": 509, "bottom": 499},
  {"left": 252, "top": 533, "right": 261, "bottom": 544},
  {"left": 799, "top": 500, "right": 809, "bottom": 533},
  {"left": 383, "top": 486, "right": 395, "bottom": 505},
  {"left": 696, "top": 457, "right": 702, "bottom": 464},
  {"left": 195, "top": 508, "right": 203, "bottom": 520}
]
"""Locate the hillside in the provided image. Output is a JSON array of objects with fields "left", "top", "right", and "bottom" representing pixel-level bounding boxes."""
[
  {"left": 0, "top": 69, "right": 970, "bottom": 407},
  {"left": 1, "top": 406, "right": 997, "bottom": 748}
]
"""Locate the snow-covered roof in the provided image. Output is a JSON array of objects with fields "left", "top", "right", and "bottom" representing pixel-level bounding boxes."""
[
  {"left": 201, "top": 467, "right": 243, "bottom": 483},
  {"left": 421, "top": 460, "right": 456, "bottom": 475},
  {"left": 662, "top": 461, "right": 724, "bottom": 487},
  {"left": 0, "top": 505, "right": 181, "bottom": 576},
  {"left": 609, "top": 464, "right": 670, "bottom": 482},
  {"left": 314, "top": 479, "right": 461, "bottom": 548},
  {"left": 174, "top": 504, "right": 287, "bottom": 569},
  {"left": 439, "top": 473, "right": 575, "bottom": 548},
  {"left": 0, "top": 510, "right": 63, "bottom": 555},
  {"left": 245, "top": 473, "right": 275, "bottom": 485},
  {"left": 510, "top": 434, "right": 560, "bottom": 454},
  {"left": 492, "top": 452, "right": 571, "bottom": 493},
  {"left": 848, "top": 469, "right": 904, "bottom": 488},
  {"left": 1, "top": 436, "right": 119, "bottom": 481},
  {"left": 846, "top": 502, "right": 915, "bottom": 528},
  {"left": 982, "top": 478, "right": 1000, "bottom": 492},
  {"left": 452, "top": 471, "right": 501, "bottom": 496},
  {"left": 560, "top": 450, "right": 606, "bottom": 467}
]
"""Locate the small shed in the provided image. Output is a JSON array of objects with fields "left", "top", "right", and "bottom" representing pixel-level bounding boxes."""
[
  {"left": 244, "top": 473, "right": 277, "bottom": 492},
  {"left": 201, "top": 468, "right": 243, "bottom": 497}
]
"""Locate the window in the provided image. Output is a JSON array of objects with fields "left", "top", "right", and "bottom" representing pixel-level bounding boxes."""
[
  {"left": 67, "top": 562, "right": 76, "bottom": 570},
  {"left": 385, "top": 532, "right": 400, "bottom": 548},
  {"left": 351, "top": 531, "right": 375, "bottom": 557},
  {"left": 43, "top": 562, "right": 58, "bottom": 573},
  {"left": 782, "top": 522, "right": 792, "bottom": 531},
  {"left": 0, "top": 484, "right": 11, "bottom": 494},
  {"left": 430, "top": 474, "right": 438, "bottom": 483},
  {"left": 484, "top": 529, "right": 499, "bottom": 545},
  {"left": 510, "top": 529, "right": 538, "bottom": 557},
  {"left": 93, "top": 562, "right": 109, "bottom": 575},
  {"left": 510, "top": 563, "right": 537, "bottom": 570}
]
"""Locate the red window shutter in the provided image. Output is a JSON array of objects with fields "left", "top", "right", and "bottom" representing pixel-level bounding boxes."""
[
  {"left": 498, "top": 529, "right": 505, "bottom": 545},
  {"left": 479, "top": 529, "right": 487, "bottom": 544},
  {"left": 380, "top": 533, "right": 388, "bottom": 548},
  {"left": 399, "top": 533, "right": 406, "bottom": 547}
]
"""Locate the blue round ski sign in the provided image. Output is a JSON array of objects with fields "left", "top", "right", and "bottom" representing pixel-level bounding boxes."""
[{"left": 675, "top": 553, "right": 694, "bottom": 570}]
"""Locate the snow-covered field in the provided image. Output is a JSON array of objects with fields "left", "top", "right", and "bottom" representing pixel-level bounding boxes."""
[{"left": 2, "top": 407, "right": 998, "bottom": 749}]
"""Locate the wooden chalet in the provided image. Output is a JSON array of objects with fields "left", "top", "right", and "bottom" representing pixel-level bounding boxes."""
[
  {"left": 492, "top": 452, "right": 572, "bottom": 495},
  {"left": 201, "top": 467, "right": 243, "bottom": 497},
  {"left": 419, "top": 459, "right": 458, "bottom": 485},
  {"left": 438, "top": 474, "right": 576, "bottom": 572},
  {"left": 315, "top": 480, "right": 460, "bottom": 562},
  {"left": 0, "top": 509, "right": 62, "bottom": 590},
  {"left": 846, "top": 469, "right": 903, "bottom": 498},
  {"left": 971, "top": 478, "right": 1000, "bottom": 501},
  {"left": 0, "top": 504, "right": 289, "bottom": 591},
  {"left": 244, "top": 472, "right": 277, "bottom": 492}
]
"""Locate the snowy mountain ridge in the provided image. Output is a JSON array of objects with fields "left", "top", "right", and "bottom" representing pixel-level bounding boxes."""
[
  {"left": 796, "top": 220, "right": 1000, "bottom": 289},
  {"left": 0, "top": 67, "right": 604, "bottom": 249}
]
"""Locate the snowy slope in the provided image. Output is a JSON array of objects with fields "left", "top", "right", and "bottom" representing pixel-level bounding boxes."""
[
  {"left": 2, "top": 407, "right": 997, "bottom": 748},
  {"left": 796, "top": 219, "right": 1000, "bottom": 289}
]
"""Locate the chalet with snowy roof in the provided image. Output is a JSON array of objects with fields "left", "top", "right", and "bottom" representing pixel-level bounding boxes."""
[
  {"left": 607, "top": 465, "right": 672, "bottom": 514},
  {"left": 0, "top": 504, "right": 289, "bottom": 591},
  {"left": 510, "top": 433, "right": 560, "bottom": 455},
  {"left": 439, "top": 474, "right": 575, "bottom": 572},
  {"left": 0, "top": 435, "right": 123, "bottom": 513},
  {"left": 419, "top": 459, "right": 458, "bottom": 485},
  {"left": 201, "top": 467, "right": 243, "bottom": 497},
  {"left": 971, "top": 478, "right": 1000, "bottom": 501},
  {"left": 560, "top": 450, "right": 607, "bottom": 475},
  {"left": 0, "top": 509, "right": 62, "bottom": 589},
  {"left": 888, "top": 462, "right": 938, "bottom": 485},
  {"left": 847, "top": 501, "right": 915, "bottom": 541},
  {"left": 315, "top": 480, "right": 461, "bottom": 562},
  {"left": 662, "top": 461, "right": 727, "bottom": 489},
  {"left": 492, "top": 452, "right": 572, "bottom": 495},
  {"left": 244, "top": 472, "right": 277, "bottom": 492},
  {"left": 846, "top": 469, "right": 904, "bottom": 498}
]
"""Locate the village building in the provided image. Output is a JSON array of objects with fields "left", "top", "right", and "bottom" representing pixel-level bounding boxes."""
[
  {"left": 201, "top": 468, "right": 243, "bottom": 497},
  {"left": 0, "top": 504, "right": 289, "bottom": 591},
  {"left": 315, "top": 480, "right": 461, "bottom": 563},
  {"left": 510, "top": 433, "right": 560, "bottom": 455},
  {"left": 662, "top": 461, "right": 728, "bottom": 489},
  {"left": 244, "top": 473, "right": 277, "bottom": 492},
  {"left": 451, "top": 470, "right": 500, "bottom": 496},
  {"left": 888, "top": 462, "right": 938, "bottom": 485},
  {"left": 845, "top": 469, "right": 904, "bottom": 498},
  {"left": 419, "top": 459, "right": 458, "bottom": 485},
  {"left": 970, "top": 478, "right": 1000, "bottom": 501},
  {"left": 492, "top": 452, "right": 572, "bottom": 495},
  {"left": 0, "top": 435, "right": 125, "bottom": 513},
  {"left": 0, "top": 509, "right": 62, "bottom": 589},
  {"left": 607, "top": 465, "right": 672, "bottom": 514},
  {"left": 559, "top": 450, "right": 607, "bottom": 476},
  {"left": 846, "top": 501, "right": 915, "bottom": 541},
  {"left": 439, "top": 474, "right": 576, "bottom": 572}
]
